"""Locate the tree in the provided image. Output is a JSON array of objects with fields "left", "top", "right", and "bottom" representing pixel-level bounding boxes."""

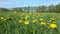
[
  {"left": 55, "top": 4, "right": 60, "bottom": 13},
  {"left": 37, "top": 6, "right": 41, "bottom": 12},
  {"left": 40, "top": 6, "right": 47, "bottom": 12},
  {"left": 12, "top": 7, "right": 23, "bottom": 12},
  {"left": 37, "top": 6, "right": 47, "bottom": 12},
  {"left": 47, "top": 5, "right": 55, "bottom": 13},
  {"left": 0, "top": 8, "right": 9, "bottom": 12}
]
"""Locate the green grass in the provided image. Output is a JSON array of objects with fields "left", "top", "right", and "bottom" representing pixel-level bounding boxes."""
[{"left": 0, "top": 12, "right": 60, "bottom": 34}]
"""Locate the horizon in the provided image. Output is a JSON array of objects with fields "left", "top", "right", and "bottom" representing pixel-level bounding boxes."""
[{"left": 0, "top": 0, "right": 60, "bottom": 8}]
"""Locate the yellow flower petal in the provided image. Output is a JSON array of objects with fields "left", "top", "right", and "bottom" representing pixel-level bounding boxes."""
[
  {"left": 19, "top": 19, "right": 23, "bottom": 23},
  {"left": 32, "top": 20, "right": 35, "bottom": 23},
  {"left": 50, "top": 18, "right": 55, "bottom": 21},
  {"left": 50, "top": 23, "right": 57, "bottom": 28},
  {"left": 24, "top": 20, "right": 29, "bottom": 25},
  {"left": 40, "top": 22, "right": 46, "bottom": 25},
  {"left": 40, "top": 18, "right": 44, "bottom": 21},
  {"left": 1, "top": 17, "right": 4, "bottom": 19}
]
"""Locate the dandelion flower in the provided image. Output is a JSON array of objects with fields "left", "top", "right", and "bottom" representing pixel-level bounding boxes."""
[
  {"left": 24, "top": 20, "right": 29, "bottom": 25},
  {"left": 3, "top": 18, "right": 7, "bottom": 21},
  {"left": 32, "top": 20, "right": 35, "bottom": 23},
  {"left": 40, "top": 18, "right": 44, "bottom": 21},
  {"left": 50, "top": 23, "right": 57, "bottom": 28},
  {"left": 1, "top": 17, "right": 4, "bottom": 19},
  {"left": 40, "top": 22, "right": 46, "bottom": 25},
  {"left": 26, "top": 15, "right": 29, "bottom": 18},
  {"left": 19, "top": 19, "right": 23, "bottom": 23},
  {"left": 7, "top": 17, "right": 9, "bottom": 19},
  {"left": 25, "top": 17, "right": 28, "bottom": 20},
  {"left": 50, "top": 18, "right": 55, "bottom": 21}
]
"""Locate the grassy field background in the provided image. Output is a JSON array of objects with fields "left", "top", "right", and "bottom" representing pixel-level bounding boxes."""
[{"left": 0, "top": 12, "right": 60, "bottom": 34}]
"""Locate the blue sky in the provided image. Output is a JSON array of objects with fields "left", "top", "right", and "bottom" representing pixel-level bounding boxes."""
[{"left": 0, "top": 0, "right": 60, "bottom": 8}]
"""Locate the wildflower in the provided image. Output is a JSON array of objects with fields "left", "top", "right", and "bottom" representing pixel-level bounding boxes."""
[
  {"left": 1, "top": 17, "right": 4, "bottom": 19},
  {"left": 26, "top": 15, "right": 29, "bottom": 18},
  {"left": 25, "top": 17, "right": 28, "bottom": 20},
  {"left": 40, "top": 18, "right": 44, "bottom": 21},
  {"left": 24, "top": 20, "right": 29, "bottom": 25},
  {"left": 40, "top": 22, "right": 46, "bottom": 25},
  {"left": 32, "top": 20, "right": 35, "bottom": 23},
  {"left": 7, "top": 17, "right": 9, "bottom": 19},
  {"left": 2, "top": 18, "right": 7, "bottom": 21},
  {"left": 19, "top": 19, "right": 23, "bottom": 23},
  {"left": 50, "top": 23, "right": 57, "bottom": 28},
  {"left": 50, "top": 18, "right": 55, "bottom": 21}
]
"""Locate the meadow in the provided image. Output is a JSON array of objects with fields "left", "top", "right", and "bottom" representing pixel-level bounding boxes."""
[{"left": 0, "top": 12, "right": 60, "bottom": 34}]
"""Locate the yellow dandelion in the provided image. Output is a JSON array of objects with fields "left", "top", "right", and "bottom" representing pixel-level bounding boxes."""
[
  {"left": 50, "top": 18, "right": 55, "bottom": 21},
  {"left": 24, "top": 20, "right": 29, "bottom": 25},
  {"left": 2, "top": 18, "right": 7, "bottom": 21},
  {"left": 25, "top": 17, "right": 28, "bottom": 20},
  {"left": 50, "top": 23, "right": 57, "bottom": 28},
  {"left": 26, "top": 15, "right": 29, "bottom": 18},
  {"left": 40, "top": 22, "right": 46, "bottom": 25},
  {"left": 19, "top": 19, "right": 23, "bottom": 23},
  {"left": 1, "top": 17, "right": 4, "bottom": 19},
  {"left": 40, "top": 18, "right": 44, "bottom": 21},
  {"left": 32, "top": 20, "right": 35, "bottom": 23},
  {"left": 7, "top": 17, "right": 9, "bottom": 19}
]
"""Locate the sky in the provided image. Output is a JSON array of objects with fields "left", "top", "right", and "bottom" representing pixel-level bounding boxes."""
[{"left": 0, "top": 0, "right": 60, "bottom": 8}]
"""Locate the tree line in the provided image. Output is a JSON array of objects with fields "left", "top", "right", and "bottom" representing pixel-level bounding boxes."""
[{"left": 0, "top": 3, "right": 60, "bottom": 13}]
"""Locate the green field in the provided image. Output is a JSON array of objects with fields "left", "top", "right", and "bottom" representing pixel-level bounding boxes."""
[{"left": 0, "top": 12, "right": 60, "bottom": 34}]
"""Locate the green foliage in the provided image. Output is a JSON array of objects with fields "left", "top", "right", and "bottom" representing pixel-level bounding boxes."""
[{"left": 0, "top": 3, "right": 60, "bottom": 13}]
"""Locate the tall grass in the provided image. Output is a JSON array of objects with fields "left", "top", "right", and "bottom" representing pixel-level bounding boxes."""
[{"left": 0, "top": 12, "right": 60, "bottom": 34}]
